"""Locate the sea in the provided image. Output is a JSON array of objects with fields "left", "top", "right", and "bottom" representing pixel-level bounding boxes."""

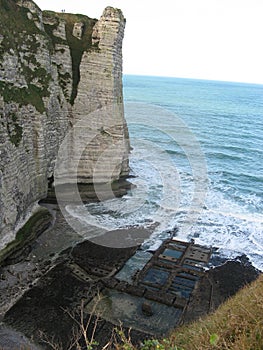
[{"left": 68, "top": 75, "right": 263, "bottom": 272}]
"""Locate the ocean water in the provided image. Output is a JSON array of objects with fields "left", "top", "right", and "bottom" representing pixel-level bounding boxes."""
[{"left": 68, "top": 75, "right": 263, "bottom": 271}]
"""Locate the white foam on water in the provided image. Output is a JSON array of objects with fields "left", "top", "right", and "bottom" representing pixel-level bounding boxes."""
[
  {"left": 170, "top": 187, "right": 263, "bottom": 271},
  {"left": 66, "top": 144, "right": 263, "bottom": 271}
]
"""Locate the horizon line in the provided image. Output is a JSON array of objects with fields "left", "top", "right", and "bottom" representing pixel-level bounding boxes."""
[{"left": 123, "top": 73, "right": 263, "bottom": 86}]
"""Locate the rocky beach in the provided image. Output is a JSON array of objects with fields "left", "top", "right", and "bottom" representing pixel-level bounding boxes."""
[{"left": 0, "top": 198, "right": 260, "bottom": 349}]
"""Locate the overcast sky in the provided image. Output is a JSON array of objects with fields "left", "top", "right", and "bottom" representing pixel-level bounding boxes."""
[{"left": 34, "top": 0, "right": 263, "bottom": 84}]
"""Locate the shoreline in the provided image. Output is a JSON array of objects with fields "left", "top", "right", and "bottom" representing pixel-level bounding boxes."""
[{"left": 0, "top": 200, "right": 261, "bottom": 348}]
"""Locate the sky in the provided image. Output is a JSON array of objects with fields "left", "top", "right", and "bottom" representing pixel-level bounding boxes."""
[{"left": 34, "top": 0, "right": 263, "bottom": 84}]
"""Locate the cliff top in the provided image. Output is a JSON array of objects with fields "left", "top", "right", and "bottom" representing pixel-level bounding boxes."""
[
  {"left": 0, "top": 0, "right": 124, "bottom": 106},
  {"left": 42, "top": 10, "right": 97, "bottom": 104}
]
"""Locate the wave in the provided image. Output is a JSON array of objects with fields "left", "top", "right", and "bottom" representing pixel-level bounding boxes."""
[
  {"left": 211, "top": 170, "right": 263, "bottom": 188},
  {"left": 205, "top": 151, "right": 242, "bottom": 162},
  {"left": 66, "top": 176, "right": 263, "bottom": 271}
]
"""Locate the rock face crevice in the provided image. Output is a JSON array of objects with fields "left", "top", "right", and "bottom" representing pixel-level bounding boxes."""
[{"left": 0, "top": 0, "right": 129, "bottom": 247}]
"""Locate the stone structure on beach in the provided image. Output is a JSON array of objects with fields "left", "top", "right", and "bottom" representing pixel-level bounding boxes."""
[{"left": 0, "top": 0, "right": 129, "bottom": 247}]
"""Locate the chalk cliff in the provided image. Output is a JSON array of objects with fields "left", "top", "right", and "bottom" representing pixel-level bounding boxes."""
[{"left": 0, "top": 0, "right": 129, "bottom": 247}]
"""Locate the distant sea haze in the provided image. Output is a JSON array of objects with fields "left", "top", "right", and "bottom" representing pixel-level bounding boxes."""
[{"left": 68, "top": 75, "right": 263, "bottom": 271}]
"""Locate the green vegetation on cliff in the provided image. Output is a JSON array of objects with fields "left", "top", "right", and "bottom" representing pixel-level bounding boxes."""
[
  {"left": 0, "top": 81, "right": 49, "bottom": 114},
  {"left": 4, "top": 110, "right": 23, "bottom": 147},
  {"left": 0, "top": 0, "right": 42, "bottom": 41},
  {"left": 0, "top": 207, "right": 52, "bottom": 266},
  {"left": 0, "top": 0, "right": 97, "bottom": 112},
  {"left": 0, "top": 0, "right": 51, "bottom": 113},
  {"left": 43, "top": 11, "right": 97, "bottom": 104}
]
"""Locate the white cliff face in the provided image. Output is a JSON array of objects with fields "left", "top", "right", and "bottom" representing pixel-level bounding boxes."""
[
  {"left": 62, "top": 7, "right": 130, "bottom": 184},
  {"left": 72, "top": 23, "right": 84, "bottom": 40},
  {"left": 0, "top": 1, "right": 129, "bottom": 247}
]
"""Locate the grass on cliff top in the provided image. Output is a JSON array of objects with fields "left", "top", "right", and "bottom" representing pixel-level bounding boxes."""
[
  {"left": 0, "top": 0, "right": 41, "bottom": 36},
  {"left": 140, "top": 274, "right": 263, "bottom": 350}
]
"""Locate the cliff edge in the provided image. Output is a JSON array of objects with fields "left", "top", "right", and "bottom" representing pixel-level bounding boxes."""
[{"left": 0, "top": 0, "right": 129, "bottom": 247}]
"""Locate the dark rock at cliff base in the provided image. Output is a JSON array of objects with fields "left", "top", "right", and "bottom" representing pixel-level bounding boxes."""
[
  {"left": 183, "top": 255, "right": 261, "bottom": 324},
  {"left": 3, "top": 239, "right": 140, "bottom": 349},
  {"left": 2, "top": 233, "right": 261, "bottom": 349},
  {"left": 209, "top": 255, "right": 260, "bottom": 302},
  {"left": 70, "top": 238, "right": 139, "bottom": 272},
  {"left": 41, "top": 179, "right": 134, "bottom": 205}
]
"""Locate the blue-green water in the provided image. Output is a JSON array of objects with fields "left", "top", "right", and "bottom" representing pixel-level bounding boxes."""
[{"left": 70, "top": 75, "right": 263, "bottom": 270}]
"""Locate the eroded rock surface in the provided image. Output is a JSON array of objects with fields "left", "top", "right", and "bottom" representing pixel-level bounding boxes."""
[{"left": 0, "top": 1, "right": 129, "bottom": 247}]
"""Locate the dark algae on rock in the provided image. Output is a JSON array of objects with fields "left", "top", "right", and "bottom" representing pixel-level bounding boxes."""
[{"left": 0, "top": 207, "right": 53, "bottom": 266}]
